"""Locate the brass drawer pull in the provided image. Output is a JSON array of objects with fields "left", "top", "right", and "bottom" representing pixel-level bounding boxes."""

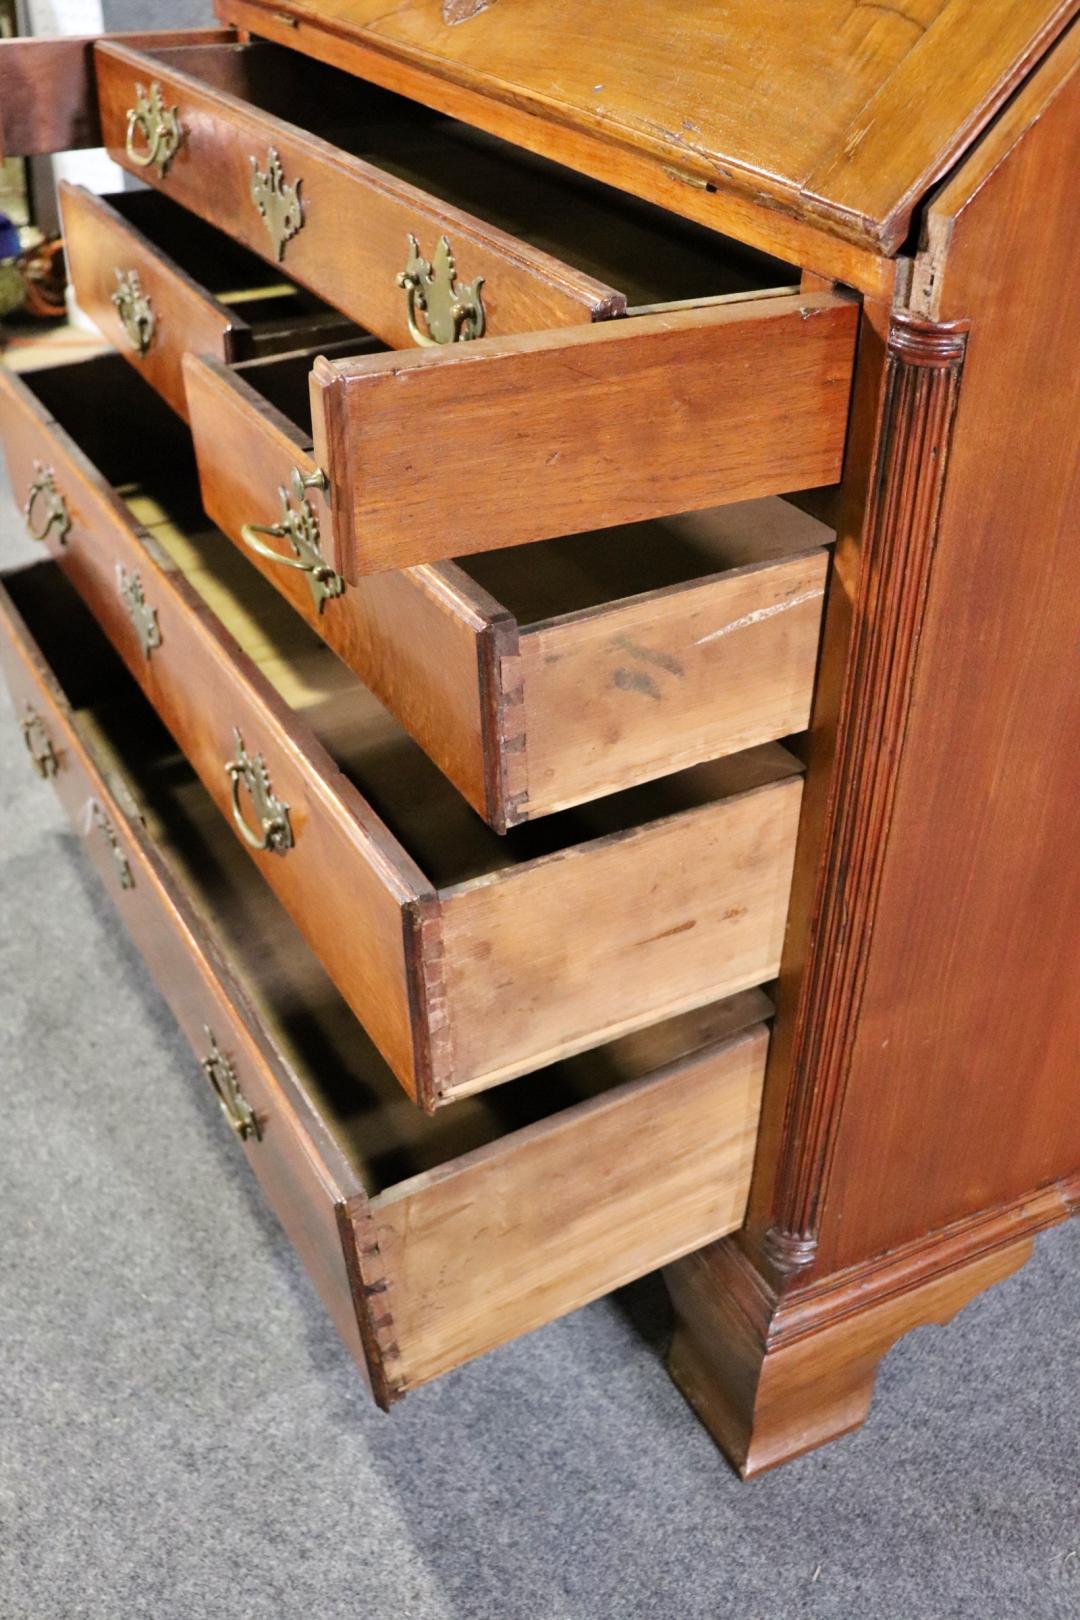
[
  {"left": 201, "top": 1029, "right": 260, "bottom": 1141},
  {"left": 225, "top": 729, "right": 293, "bottom": 854},
  {"left": 239, "top": 467, "right": 342, "bottom": 615},
  {"left": 88, "top": 800, "right": 135, "bottom": 890},
  {"left": 112, "top": 268, "right": 156, "bottom": 355},
  {"left": 250, "top": 146, "right": 304, "bottom": 263},
  {"left": 21, "top": 707, "right": 59, "bottom": 778},
  {"left": 125, "top": 81, "right": 183, "bottom": 176},
  {"left": 398, "top": 233, "right": 486, "bottom": 346},
  {"left": 24, "top": 463, "right": 71, "bottom": 545},
  {"left": 117, "top": 564, "right": 162, "bottom": 659}
]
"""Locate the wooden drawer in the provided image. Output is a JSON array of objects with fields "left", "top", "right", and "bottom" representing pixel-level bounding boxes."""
[
  {"left": 94, "top": 38, "right": 794, "bottom": 351},
  {"left": 0, "top": 353, "right": 804, "bottom": 1110},
  {"left": 187, "top": 345, "right": 832, "bottom": 828},
  {"left": 305, "top": 289, "right": 857, "bottom": 578},
  {"left": 0, "top": 557, "right": 770, "bottom": 1401},
  {"left": 59, "top": 185, "right": 359, "bottom": 421},
  {"left": 0, "top": 28, "right": 230, "bottom": 159}
]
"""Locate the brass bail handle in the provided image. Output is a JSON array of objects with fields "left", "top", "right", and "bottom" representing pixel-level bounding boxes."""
[
  {"left": 398, "top": 233, "right": 486, "bottom": 347},
  {"left": 225, "top": 729, "right": 294, "bottom": 854},
  {"left": 24, "top": 463, "right": 71, "bottom": 545},
  {"left": 125, "top": 81, "right": 183, "bottom": 176},
  {"left": 21, "top": 707, "right": 59, "bottom": 778},
  {"left": 201, "top": 1029, "right": 260, "bottom": 1142},
  {"left": 239, "top": 466, "right": 343, "bottom": 616},
  {"left": 112, "top": 268, "right": 156, "bottom": 356}
]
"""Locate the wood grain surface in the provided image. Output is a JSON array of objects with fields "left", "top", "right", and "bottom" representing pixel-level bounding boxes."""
[
  {"left": 312, "top": 291, "right": 857, "bottom": 578},
  {"left": 214, "top": 0, "right": 1073, "bottom": 258}
]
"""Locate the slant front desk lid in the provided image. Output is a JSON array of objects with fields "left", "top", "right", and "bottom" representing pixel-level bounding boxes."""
[{"left": 214, "top": 0, "right": 1074, "bottom": 275}]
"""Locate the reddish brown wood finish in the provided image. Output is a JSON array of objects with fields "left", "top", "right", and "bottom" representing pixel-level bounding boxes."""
[
  {"left": 664, "top": 26, "right": 1080, "bottom": 1473},
  {"left": 0, "top": 29, "right": 231, "bottom": 158},
  {"left": 60, "top": 183, "right": 239, "bottom": 422},
  {"left": 311, "top": 292, "right": 857, "bottom": 579},
  {"left": 213, "top": 0, "right": 1073, "bottom": 290},
  {"left": 93, "top": 39, "right": 628, "bottom": 348}
]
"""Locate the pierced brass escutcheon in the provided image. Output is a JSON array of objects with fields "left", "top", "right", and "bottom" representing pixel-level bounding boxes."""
[
  {"left": 88, "top": 800, "right": 135, "bottom": 891},
  {"left": 249, "top": 146, "right": 304, "bottom": 263},
  {"left": 225, "top": 730, "right": 293, "bottom": 854},
  {"left": 117, "top": 564, "right": 162, "bottom": 659},
  {"left": 24, "top": 462, "right": 71, "bottom": 545},
  {"left": 239, "top": 466, "right": 342, "bottom": 615},
  {"left": 112, "top": 268, "right": 156, "bottom": 355},
  {"left": 125, "top": 81, "right": 183, "bottom": 176},
  {"left": 21, "top": 707, "right": 59, "bottom": 778},
  {"left": 201, "top": 1028, "right": 260, "bottom": 1141},
  {"left": 398, "top": 233, "right": 486, "bottom": 346}
]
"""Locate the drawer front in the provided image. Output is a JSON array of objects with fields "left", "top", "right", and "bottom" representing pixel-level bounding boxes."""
[
  {"left": 0, "top": 573, "right": 373, "bottom": 1385},
  {"left": 312, "top": 290, "right": 859, "bottom": 579},
  {"left": 60, "top": 182, "right": 238, "bottom": 422},
  {"left": 0, "top": 29, "right": 230, "bottom": 159},
  {"left": 0, "top": 562, "right": 772, "bottom": 1401},
  {"left": 94, "top": 40, "right": 624, "bottom": 349},
  {"left": 0, "top": 367, "right": 429, "bottom": 1101}
]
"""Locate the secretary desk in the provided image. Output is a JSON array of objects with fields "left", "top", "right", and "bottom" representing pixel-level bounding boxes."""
[{"left": 0, "top": 0, "right": 1076, "bottom": 1475}]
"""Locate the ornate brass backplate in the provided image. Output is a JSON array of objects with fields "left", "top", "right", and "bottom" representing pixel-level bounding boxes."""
[
  {"left": 24, "top": 463, "right": 71, "bottom": 545},
  {"left": 21, "top": 707, "right": 59, "bottom": 778},
  {"left": 125, "top": 81, "right": 183, "bottom": 177},
  {"left": 201, "top": 1028, "right": 261, "bottom": 1141},
  {"left": 225, "top": 730, "right": 294, "bottom": 854},
  {"left": 239, "top": 466, "right": 342, "bottom": 615},
  {"left": 249, "top": 147, "right": 304, "bottom": 263},
  {"left": 398, "top": 233, "right": 486, "bottom": 346},
  {"left": 116, "top": 564, "right": 162, "bottom": 659},
  {"left": 88, "top": 800, "right": 135, "bottom": 891},
  {"left": 112, "top": 268, "right": 156, "bottom": 355}
]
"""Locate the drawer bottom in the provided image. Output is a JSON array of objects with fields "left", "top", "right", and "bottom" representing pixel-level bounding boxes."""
[{"left": 0, "top": 561, "right": 771, "bottom": 1400}]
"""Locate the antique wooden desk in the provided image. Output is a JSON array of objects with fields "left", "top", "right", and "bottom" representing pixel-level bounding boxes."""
[{"left": 0, "top": 1, "right": 1076, "bottom": 1475}]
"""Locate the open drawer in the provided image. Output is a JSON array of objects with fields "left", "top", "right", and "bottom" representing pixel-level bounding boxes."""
[
  {"left": 93, "top": 37, "right": 796, "bottom": 348},
  {"left": 59, "top": 184, "right": 360, "bottom": 421},
  {"left": 187, "top": 344, "right": 832, "bottom": 828},
  {"left": 0, "top": 352, "right": 804, "bottom": 1110},
  {"left": 0, "top": 559, "right": 770, "bottom": 1402},
  {"left": 0, "top": 27, "right": 230, "bottom": 159}
]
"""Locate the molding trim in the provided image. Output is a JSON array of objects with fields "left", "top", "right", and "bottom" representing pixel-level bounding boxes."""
[
  {"left": 764, "top": 310, "right": 969, "bottom": 1274},
  {"left": 666, "top": 1179, "right": 1073, "bottom": 1477}
]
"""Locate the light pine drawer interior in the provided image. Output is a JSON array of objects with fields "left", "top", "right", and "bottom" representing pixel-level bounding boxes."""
[
  {"left": 93, "top": 38, "right": 795, "bottom": 347},
  {"left": 59, "top": 184, "right": 358, "bottom": 418},
  {"left": 0, "top": 559, "right": 771, "bottom": 1401},
  {"left": 0, "top": 354, "right": 804, "bottom": 1110},
  {"left": 186, "top": 345, "right": 832, "bottom": 828}
]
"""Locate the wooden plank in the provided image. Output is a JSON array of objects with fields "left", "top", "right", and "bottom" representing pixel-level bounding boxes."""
[
  {"left": 214, "top": 0, "right": 1074, "bottom": 258},
  {"left": 520, "top": 546, "right": 828, "bottom": 818},
  {"left": 437, "top": 765, "right": 803, "bottom": 1098},
  {"left": 59, "top": 183, "right": 241, "bottom": 422},
  {"left": 93, "top": 39, "right": 625, "bottom": 347},
  {"left": 183, "top": 351, "right": 501, "bottom": 820},
  {"left": 375, "top": 1025, "right": 768, "bottom": 1391},
  {"left": 312, "top": 292, "right": 858, "bottom": 579},
  {"left": 0, "top": 29, "right": 232, "bottom": 158}
]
